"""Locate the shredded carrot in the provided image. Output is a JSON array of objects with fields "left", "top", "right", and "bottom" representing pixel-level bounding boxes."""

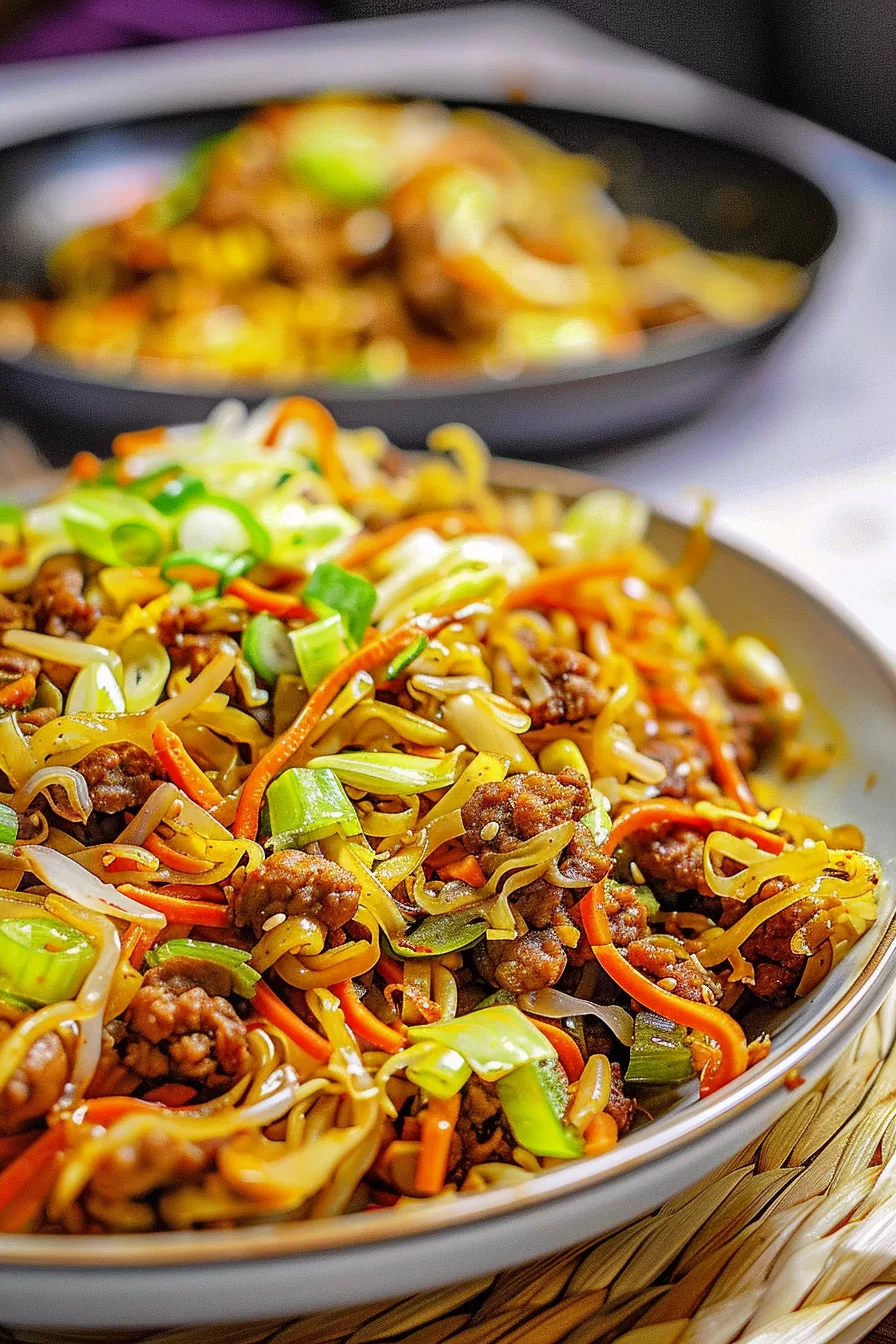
[
  {"left": 523, "top": 1015, "right": 584, "bottom": 1082},
  {"left": 252, "top": 980, "right": 332, "bottom": 1062},
  {"left": 232, "top": 620, "right": 426, "bottom": 841},
  {"left": 70, "top": 451, "right": 102, "bottom": 482},
  {"left": 503, "top": 557, "right": 635, "bottom": 612},
  {"left": 224, "top": 576, "right": 313, "bottom": 619},
  {"left": 117, "top": 883, "right": 230, "bottom": 928},
  {"left": 650, "top": 687, "right": 759, "bottom": 815},
  {"left": 0, "top": 1127, "right": 65, "bottom": 1230},
  {"left": 152, "top": 722, "right": 223, "bottom": 811},
  {"left": 0, "top": 546, "right": 26, "bottom": 570},
  {"left": 143, "top": 831, "right": 215, "bottom": 874},
  {"left": 376, "top": 954, "right": 405, "bottom": 986},
  {"left": 112, "top": 425, "right": 165, "bottom": 460},
  {"left": 581, "top": 882, "right": 748, "bottom": 1095},
  {"left": 332, "top": 978, "right": 406, "bottom": 1054},
  {"left": 606, "top": 797, "right": 783, "bottom": 855},
  {"left": 0, "top": 673, "right": 35, "bottom": 710},
  {"left": 264, "top": 395, "right": 336, "bottom": 452},
  {"left": 0, "top": 1133, "right": 34, "bottom": 1168},
  {"left": 156, "top": 883, "right": 228, "bottom": 903},
  {"left": 122, "top": 920, "right": 158, "bottom": 968},
  {"left": 415, "top": 1093, "right": 460, "bottom": 1195},
  {"left": 437, "top": 855, "right": 486, "bottom": 888},
  {"left": 142, "top": 1083, "right": 198, "bottom": 1107},
  {"left": 583, "top": 1111, "right": 618, "bottom": 1156},
  {"left": 340, "top": 510, "right": 494, "bottom": 571}
]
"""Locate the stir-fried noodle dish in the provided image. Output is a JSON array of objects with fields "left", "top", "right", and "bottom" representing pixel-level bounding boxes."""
[
  {"left": 0, "top": 399, "right": 880, "bottom": 1234},
  {"left": 0, "top": 96, "right": 805, "bottom": 385}
]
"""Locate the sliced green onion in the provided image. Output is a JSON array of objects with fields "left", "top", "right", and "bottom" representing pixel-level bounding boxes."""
[
  {"left": 302, "top": 563, "right": 376, "bottom": 647},
  {"left": 385, "top": 634, "right": 427, "bottom": 680},
  {"left": 307, "top": 749, "right": 460, "bottom": 797},
  {"left": 286, "top": 105, "right": 394, "bottom": 206},
  {"left": 625, "top": 1010, "right": 694, "bottom": 1085},
  {"left": 161, "top": 549, "right": 254, "bottom": 591},
  {"left": 0, "top": 803, "right": 18, "bottom": 847},
  {"left": 62, "top": 489, "right": 169, "bottom": 566},
  {"left": 406, "top": 1043, "right": 471, "bottom": 1099},
  {"left": 144, "top": 937, "right": 260, "bottom": 997},
  {"left": 151, "top": 473, "right": 205, "bottom": 516},
  {"left": 496, "top": 1057, "right": 584, "bottom": 1159},
  {"left": 120, "top": 631, "right": 171, "bottom": 712},
  {"left": 290, "top": 613, "right": 347, "bottom": 691},
  {"left": 0, "top": 986, "right": 37, "bottom": 1012},
  {"left": 0, "top": 915, "right": 97, "bottom": 1005},
  {"left": 0, "top": 501, "right": 24, "bottom": 545},
  {"left": 408, "top": 1005, "right": 554, "bottom": 1082},
  {"left": 177, "top": 497, "right": 271, "bottom": 559},
  {"left": 243, "top": 613, "right": 299, "bottom": 684},
  {"left": 561, "top": 489, "right": 649, "bottom": 561},
  {"left": 266, "top": 767, "right": 362, "bottom": 849},
  {"left": 66, "top": 661, "right": 126, "bottom": 715},
  {"left": 391, "top": 909, "right": 487, "bottom": 959}
]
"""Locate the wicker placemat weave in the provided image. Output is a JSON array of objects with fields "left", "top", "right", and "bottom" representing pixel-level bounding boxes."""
[{"left": 7, "top": 992, "right": 896, "bottom": 1344}]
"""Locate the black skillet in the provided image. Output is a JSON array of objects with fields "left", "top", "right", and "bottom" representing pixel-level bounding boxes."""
[{"left": 0, "top": 101, "right": 837, "bottom": 465}]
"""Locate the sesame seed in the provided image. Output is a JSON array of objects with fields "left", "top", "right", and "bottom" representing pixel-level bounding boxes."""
[
  {"left": 262, "top": 912, "right": 287, "bottom": 932},
  {"left": 657, "top": 977, "right": 677, "bottom": 991},
  {"left": 480, "top": 821, "right": 500, "bottom": 842},
  {"left": 630, "top": 862, "right": 646, "bottom": 886}
]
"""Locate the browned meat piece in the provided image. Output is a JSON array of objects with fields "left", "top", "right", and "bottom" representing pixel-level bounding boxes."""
[
  {"left": 87, "top": 1125, "right": 209, "bottom": 1206},
  {"left": 603, "top": 882, "right": 649, "bottom": 948},
  {"left": 123, "top": 958, "right": 250, "bottom": 1089},
  {"left": 167, "top": 632, "right": 241, "bottom": 700},
  {"left": 0, "top": 650, "right": 39, "bottom": 681},
  {"left": 40, "top": 659, "right": 78, "bottom": 694},
  {"left": 627, "top": 938, "right": 722, "bottom": 1005},
  {"left": 642, "top": 719, "right": 715, "bottom": 803},
  {"left": 157, "top": 603, "right": 245, "bottom": 645},
  {"left": 85, "top": 1024, "right": 140, "bottom": 1100},
  {"left": 731, "top": 702, "right": 777, "bottom": 774},
  {"left": 450, "top": 1076, "right": 516, "bottom": 1181},
  {"left": 17, "top": 705, "right": 59, "bottom": 734},
  {"left": 229, "top": 850, "right": 361, "bottom": 939},
  {"left": 462, "top": 768, "right": 594, "bottom": 856},
  {"left": 475, "top": 926, "right": 568, "bottom": 993},
  {"left": 628, "top": 826, "right": 711, "bottom": 904},
  {"left": 742, "top": 878, "right": 824, "bottom": 1007},
  {"left": 508, "top": 646, "right": 606, "bottom": 729},
  {"left": 78, "top": 742, "right": 163, "bottom": 814},
  {"left": 606, "top": 1061, "right": 636, "bottom": 1135},
  {"left": 393, "top": 211, "right": 499, "bottom": 342},
  {"left": 0, "top": 1008, "right": 70, "bottom": 1135},
  {"left": 0, "top": 592, "right": 33, "bottom": 635},
  {"left": 29, "top": 554, "right": 101, "bottom": 637}
]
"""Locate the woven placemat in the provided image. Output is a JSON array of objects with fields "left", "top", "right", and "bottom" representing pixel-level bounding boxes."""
[{"left": 7, "top": 993, "right": 896, "bottom": 1344}]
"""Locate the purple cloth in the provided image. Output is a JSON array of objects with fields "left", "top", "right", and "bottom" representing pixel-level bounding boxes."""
[{"left": 0, "top": 0, "right": 320, "bottom": 63}]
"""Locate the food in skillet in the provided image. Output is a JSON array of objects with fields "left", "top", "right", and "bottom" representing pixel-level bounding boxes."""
[
  {"left": 0, "top": 96, "right": 805, "bottom": 385},
  {"left": 0, "top": 399, "right": 879, "bottom": 1234}
]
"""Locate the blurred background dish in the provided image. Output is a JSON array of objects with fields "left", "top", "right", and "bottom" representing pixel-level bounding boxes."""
[{"left": 0, "top": 99, "right": 835, "bottom": 463}]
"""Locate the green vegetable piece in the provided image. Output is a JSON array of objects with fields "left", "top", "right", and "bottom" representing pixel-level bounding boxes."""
[
  {"left": 625, "top": 1010, "right": 694, "bottom": 1085},
  {"left": 0, "top": 915, "right": 96, "bottom": 1005},
  {"left": 151, "top": 473, "right": 205, "bottom": 516},
  {"left": 0, "top": 986, "right": 37, "bottom": 1012},
  {"left": 266, "top": 767, "right": 362, "bottom": 849},
  {"left": 62, "top": 489, "right": 169, "bottom": 566},
  {"left": 307, "top": 750, "right": 459, "bottom": 797},
  {"left": 561, "top": 489, "right": 649, "bottom": 561},
  {"left": 243, "top": 612, "right": 300, "bottom": 684},
  {"left": 290, "top": 612, "right": 347, "bottom": 691},
  {"left": 177, "top": 496, "right": 271, "bottom": 559},
  {"left": 302, "top": 563, "right": 376, "bottom": 647},
  {"left": 385, "top": 634, "right": 427, "bottom": 680},
  {"left": 0, "top": 501, "right": 24, "bottom": 546},
  {"left": 0, "top": 803, "right": 17, "bottom": 847},
  {"left": 161, "top": 550, "right": 254, "bottom": 592},
  {"left": 473, "top": 989, "right": 517, "bottom": 1010},
  {"left": 406, "top": 1043, "right": 471, "bottom": 1099},
  {"left": 66, "top": 661, "right": 126, "bottom": 715},
  {"left": 151, "top": 133, "right": 231, "bottom": 230},
  {"left": 391, "top": 909, "right": 487, "bottom": 959},
  {"left": 496, "top": 1058, "right": 585, "bottom": 1159},
  {"left": 287, "top": 105, "right": 393, "bottom": 205},
  {"left": 408, "top": 1005, "right": 554, "bottom": 1082},
  {"left": 144, "top": 938, "right": 260, "bottom": 997}
]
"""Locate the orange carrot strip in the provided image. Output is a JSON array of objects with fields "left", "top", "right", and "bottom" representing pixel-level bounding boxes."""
[
  {"left": 143, "top": 831, "right": 215, "bottom": 874},
  {"left": 70, "top": 451, "right": 102, "bottom": 482},
  {"left": 415, "top": 1093, "right": 460, "bottom": 1195},
  {"left": 339, "top": 511, "right": 494, "bottom": 571},
  {"left": 232, "top": 620, "right": 426, "bottom": 841},
  {"left": 583, "top": 1111, "right": 618, "bottom": 1156},
  {"left": 503, "top": 557, "right": 634, "bottom": 612},
  {"left": 523, "top": 1015, "right": 585, "bottom": 1082},
  {"left": 0, "top": 1128, "right": 65, "bottom": 1227},
  {"left": 332, "top": 979, "right": 406, "bottom": 1054},
  {"left": 0, "top": 1133, "right": 34, "bottom": 1168},
  {"left": 263, "top": 397, "right": 365, "bottom": 509},
  {"left": 376, "top": 954, "right": 405, "bottom": 986},
  {"left": 152, "top": 722, "right": 223, "bottom": 811},
  {"left": 607, "top": 797, "right": 783, "bottom": 855},
  {"left": 142, "top": 1083, "right": 198, "bottom": 1107},
  {"left": 581, "top": 883, "right": 748, "bottom": 1095},
  {"left": 224, "top": 576, "right": 313, "bottom": 619},
  {"left": 650, "top": 687, "right": 759, "bottom": 815},
  {"left": 112, "top": 426, "right": 165, "bottom": 460},
  {"left": 0, "top": 674, "right": 35, "bottom": 710},
  {"left": 252, "top": 980, "right": 332, "bottom": 1062},
  {"left": 156, "top": 883, "right": 228, "bottom": 903},
  {"left": 117, "top": 883, "right": 230, "bottom": 928},
  {"left": 437, "top": 855, "right": 486, "bottom": 888}
]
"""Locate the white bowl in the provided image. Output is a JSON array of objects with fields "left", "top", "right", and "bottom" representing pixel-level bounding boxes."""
[{"left": 3, "top": 458, "right": 895, "bottom": 1331}]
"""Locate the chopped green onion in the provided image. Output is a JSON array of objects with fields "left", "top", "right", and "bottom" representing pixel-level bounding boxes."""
[
  {"left": 307, "top": 749, "right": 460, "bottom": 797},
  {"left": 151, "top": 473, "right": 205, "bottom": 516},
  {"left": 406, "top": 1043, "right": 471, "bottom": 1099},
  {"left": 0, "top": 803, "right": 18, "bottom": 847},
  {"left": 385, "top": 634, "right": 427, "bottom": 680},
  {"left": 391, "top": 909, "right": 487, "bottom": 958},
  {"left": 496, "top": 1057, "right": 584, "bottom": 1159},
  {"left": 286, "top": 105, "right": 394, "bottom": 205},
  {"left": 0, "top": 915, "right": 97, "bottom": 1005},
  {"left": 266, "top": 767, "right": 362, "bottom": 849},
  {"left": 625, "top": 1010, "right": 694, "bottom": 1085},
  {"left": 408, "top": 1005, "right": 554, "bottom": 1082},
  {"left": 290, "top": 613, "right": 347, "bottom": 691},
  {"left": 0, "top": 987, "right": 37, "bottom": 1012},
  {"left": 161, "top": 549, "right": 254, "bottom": 592},
  {"left": 66, "top": 661, "right": 126, "bottom": 715},
  {"left": 177, "top": 497, "right": 271, "bottom": 559},
  {"left": 561, "top": 489, "right": 649, "bottom": 560},
  {"left": 120, "top": 631, "right": 171, "bottom": 712},
  {"left": 62, "top": 489, "right": 169, "bottom": 566},
  {"left": 0, "top": 501, "right": 24, "bottom": 545},
  {"left": 243, "top": 613, "right": 299, "bottom": 684},
  {"left": 302, "top": 563, "right": 376, "bottom": 647},
  {"left": 144, "top": 937, "right": 260, "bottom": 997}
]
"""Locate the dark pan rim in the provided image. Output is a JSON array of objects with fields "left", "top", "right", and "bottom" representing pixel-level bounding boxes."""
[
  {"left": 2, "top": 454, "right": 894, "bottom": 1272},
  {"left": 0, "top": 102, "right": 837, "bottom": 404}
]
